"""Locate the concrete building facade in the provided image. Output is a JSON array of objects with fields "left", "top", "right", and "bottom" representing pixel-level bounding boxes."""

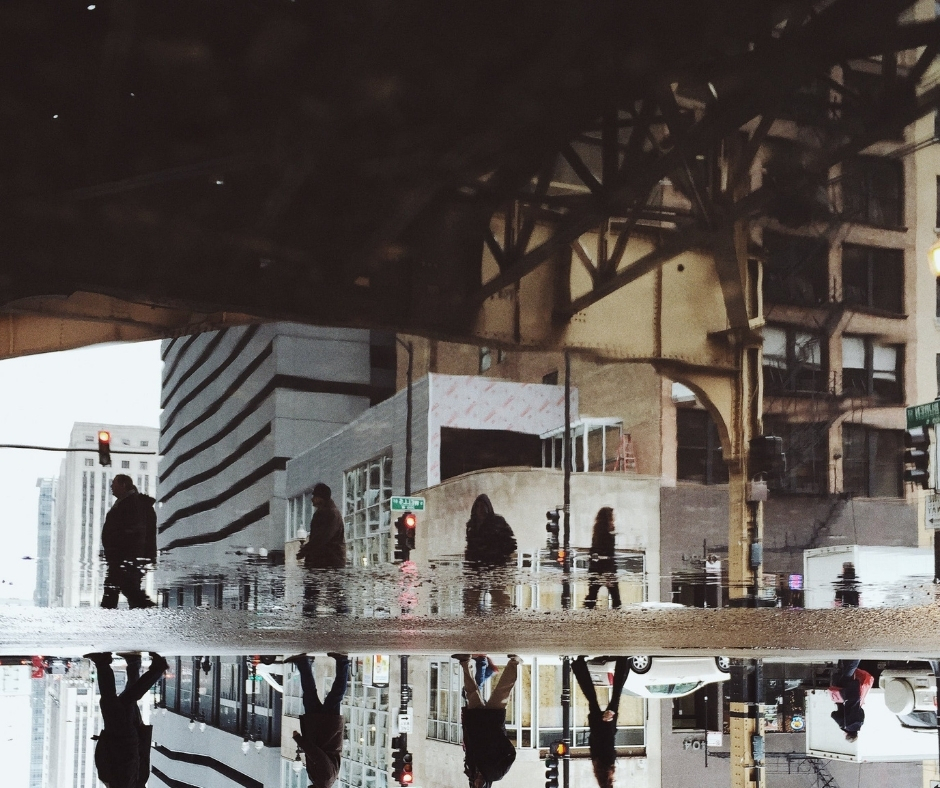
[
  {"left": 33, "top": 477, "right": 56, "bottom": 607},
  {"left": 155, "top": 323, "right": 395, "bottom": 598},
  {"left": 51, "top": 422, "right": 159, "bottom": 608}
]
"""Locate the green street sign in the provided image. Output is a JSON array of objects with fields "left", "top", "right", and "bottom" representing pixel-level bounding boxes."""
[
  {"left": 906, "top": 401, "right": 940, "bottom": 429},
  {"left": 390, "top": 496, "right": 425, "bottom": 512}
]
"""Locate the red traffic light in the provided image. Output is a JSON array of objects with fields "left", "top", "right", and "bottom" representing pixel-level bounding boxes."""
[
  {"left": 400, "top": 766, "right": 413, "bottom": 785},
  {"left": 97, "top": 430, "right": 111, "bottom": 443},
  {"left": 402, "top": 512, "right": 416, "bottom": 530},
  {"left": 97, "top": 430, "right": 112, "bottom": 467}
]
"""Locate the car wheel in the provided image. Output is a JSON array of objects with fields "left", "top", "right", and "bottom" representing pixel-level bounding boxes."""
[
  {"left": 630, "top": 655, "right": 652, "bottom": 674},
  {"left": 715, "top": 656, "right": 732, "bottom": 673}
]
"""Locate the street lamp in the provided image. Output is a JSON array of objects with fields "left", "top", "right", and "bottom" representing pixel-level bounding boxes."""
[{"left": 930, "top": 240, "right": 940, "bottom": 277}]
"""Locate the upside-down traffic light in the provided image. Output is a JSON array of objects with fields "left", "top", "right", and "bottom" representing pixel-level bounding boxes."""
[
  {"left": 904, "top": 427, "right": 931, "bottom": 489},
  {"left": 97, "top": 430, "right": 112, "bottom": 467},
  {"left": 545, "top": 508, "right": 561, "bottom": 562},
  {"left": 394, "top": 512, "right": 417, "bottom": 561},
  {"left": 545, "top": 739, "right": 567, "bottom": 787},
  {"left": 391, "top": 737, "right": 413, "bottom": 786}
]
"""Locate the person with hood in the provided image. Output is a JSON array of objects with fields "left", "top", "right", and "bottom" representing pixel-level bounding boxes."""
[
  {"left": 100, "top": 474, "right": 157, "bottom": 609},
  {"left": 572, "top": 655, "right": 630, "bottom": 788},
  {"left": 296, "top": 482, "right": 347, "bottom": 614},
  {"left": 463, "top": 495, "right": 517, "bottom": 614},
  {"left": 287, "top": 651, "right": 350, "bottom": 788},
  {"left": 829, "top": 659, "right": 873, "bottom": 741},
  {"left": 85, "top": 651, "right": 168, "bottom": 788},
  {"left": 584, "top": 507, "right": 621, "bottom": 609},
  {"left": 453, "top": 653, "right": 520, "bottom": 787}
]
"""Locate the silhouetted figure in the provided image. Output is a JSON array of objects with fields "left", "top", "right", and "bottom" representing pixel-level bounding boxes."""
[
  {"left": 834, "top": 562, "right": 860, "bottom": 607},
  {"left": 297, "top": 483, "right": 347, "bottom": 614},
  {"left": 463, "top": 495, "right": 517, "bottom": 614},
  {"left": 829, "top": 659, "right": 873, "bottom": 741},
  {"left": 454, "top": 653, "right": 520, "bottom": 787},
  {"left": 100, "top": 475, "right": 157, "bottom": 609},
  {"left": 288, "top": 652, "right": 350, "bottom": 788},
  {"left": 86, "top": 651, "right": 168, "bottom": 788},
  {"left": 584, "top": 507, "right": 620, "bottom": 609},
  {"left": 572, "top": 656, "right": 629, "bottom": 788}
]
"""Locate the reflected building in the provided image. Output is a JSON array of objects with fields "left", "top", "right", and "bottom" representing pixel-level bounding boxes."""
[
  {"left": 50, "top": 423, "right": 159, "bottom": 608},
  {"left": 33, "top": 477, "right": 56, "bottom": 608},
  {"left": 155, "top": 323, "right": 395, "bottom": 604}
]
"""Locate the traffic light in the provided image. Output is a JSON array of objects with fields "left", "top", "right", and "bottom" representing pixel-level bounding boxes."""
[
  {"left": 394, "top": 512, "right": 416, "bottom": 561},
  {"left": 545, "top": 740, "right": 567, "bottom": 788},
  {"left": 391, "top": 737, "right": 413, "bottom": 786},
  {"left": 545, "top": 508, "right": 561, "bottom": 561},
  {"left": 97, "top": 430, "right": 111, "bottom": 467},
  {"left": 904, "top": 427, "right": 931, "bottom": 489}
]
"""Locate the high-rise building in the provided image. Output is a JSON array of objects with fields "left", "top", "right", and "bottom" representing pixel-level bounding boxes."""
[
  {"left": 33, "top": 477, "right": 56, "bottom": 607},
  {"left": 156, "top": 323, "right": 395, "bottom": 603},
  {"left": 51, "top": 423, "right": 160, "bottom": 608}
]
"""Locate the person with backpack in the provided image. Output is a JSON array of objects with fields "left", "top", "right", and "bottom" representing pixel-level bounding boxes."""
[{"left": 100, "top": 474, "right": 157, "bottom": 609}]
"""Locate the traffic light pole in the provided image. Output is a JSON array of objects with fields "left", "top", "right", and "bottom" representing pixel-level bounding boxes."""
[
  {"left": 562, "top": 351, "right": 572, "bottom": 609},
  {"left": 561, "top": 655, "right": 571, "bottom": 788},
  {"left": 396, "top": 338, "right": 414, "bottom": 497}
]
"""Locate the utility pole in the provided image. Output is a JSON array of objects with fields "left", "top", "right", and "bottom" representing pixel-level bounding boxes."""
[
  {"left": 561, "top": 655, "right": 571, "bottom": 788},
  {"left": 396, "top": 338, "right": 414, "bottom": 496}
]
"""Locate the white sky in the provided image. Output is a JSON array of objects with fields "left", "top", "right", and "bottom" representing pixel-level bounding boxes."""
[{"left": 0, "top": 341, "right": 163, "bottom": 600}]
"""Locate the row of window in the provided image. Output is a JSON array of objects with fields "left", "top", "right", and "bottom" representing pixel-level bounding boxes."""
[
  {"left": 83, "top": 458, "right": 149, "bottom": 470},
  {"left": 763, "top": 326, "right": 901, "bottom": 401},
  {"left": 676, "top": 410, "right": 903, "bottom": 497},
  {"left": 83, "top": 434, "right": 149, "bottom": 447},
  {"left": 763, "top": 233, "right": 904, "bottom": 313}
]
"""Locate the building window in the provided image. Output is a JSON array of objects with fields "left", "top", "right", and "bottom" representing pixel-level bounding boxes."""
[
  {"left": 841, "top": 156, "right": 903, "bottom": 227},
  {"left": 427, "top": 659, "right": 464, "bottom": 744},
  {"left": 121, "top": 460, "right": 130, "bottom": 469},
  {"left": 140, "top": 440, "right": 149, "bottom": 447},
  {"left": 84, "top": 458, "right": 94, "bottom": 467},
  {"left": 479, "top": 347, "right": 492, "bottom": 372},
  {"left": 542, "top": 371, "right": 559, "bottom": 386},
  {"left": 763, "top": 418, "right": 828, "bottom": 494},
  {"left": 841, "top": 244, "right": 903, "bottom": 314},
  {"left": 343, "top": 453, "right": 393, "bottom": 567},
  {"left": 763, "top": 326, "right": 826, "bottom": 394},
  {"left": 85, "top": 435, "right": 94, "bottom": 442},
  {"left": 121, "top": 438, "right": 130, "bottom": 446},
  {"left": 842, "top": 425, "right": 902, "bottom": 497},
  {"left": 762, "top": 231, "right": 829, "bottom": 307},
  {"left": 139, "top": 462, "right": 148, "bottom": 470},
  {"left": 676, "top": 409, "right": 728, "bottom": 485},
  {"left": 841, "top": 336, "right": 902, "bottom": 402}
]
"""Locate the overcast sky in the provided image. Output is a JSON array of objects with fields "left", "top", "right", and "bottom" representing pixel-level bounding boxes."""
[{"left": 0, "top": 341, "right": 163, "bottom": 600}]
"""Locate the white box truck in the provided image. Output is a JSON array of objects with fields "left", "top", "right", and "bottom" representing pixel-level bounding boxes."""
[
  {"left": 805, "top": 688, "right": 938, "bottom": 762},
  {"left": 802, "top": 545, "right": 934, "bottom": 609}
]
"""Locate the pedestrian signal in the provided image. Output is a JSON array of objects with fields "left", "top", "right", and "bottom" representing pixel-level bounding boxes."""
[
  {"left": 97, "top": 431, "right": 112, "bottom": 467},
  {"left": 904, "top": 427, "right": 931, "bottom": 489}
]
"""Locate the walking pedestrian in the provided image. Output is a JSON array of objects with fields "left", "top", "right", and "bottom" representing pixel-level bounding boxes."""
[
  {"left": 463, "top": 495, "right": 517, "bottom": 614},
  {"left": 572, "top": 655, "right": 629, "bottom": 788},
  {"left": 100, "top": 474, "right": 157, "bottom": 609},
  {"left": 296, "top": 482, "right": 346, "bottom": 614},
  {"left": 287, "top": 652, "right": 350, "bottom": 788},
  {"left": 584, "top": 507, "right": 621, "bottom": 609},
  {"left": 85, "top": 651, "right": 168, "bottom": 788},
  {"left": 453, "top": 653, "right": 520, "bottom": 787},
  {"left": 829, "top": 659, "right": 873, "bottom": 741}
]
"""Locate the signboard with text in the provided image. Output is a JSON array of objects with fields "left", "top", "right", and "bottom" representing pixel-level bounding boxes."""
[
  {"left": 906, "top": 401, "right": 940, "bottom": 429},
  {"left": 391, "top": 496, "right": 425, "bottom": 512},
  {"left": 927, "top": 494, "right": 940, "bottom": 530}
]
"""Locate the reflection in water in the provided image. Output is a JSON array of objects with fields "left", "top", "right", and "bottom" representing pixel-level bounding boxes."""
[{"left": 6, "top": 651, "right": 939, "bottom": 787}]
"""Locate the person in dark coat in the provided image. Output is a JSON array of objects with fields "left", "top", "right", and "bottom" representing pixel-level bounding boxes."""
[
  {"left": 297, "top": 483, "right": 347, "bottom": 614},
  {"left": 287, "top": 652, "right": 350, "bottom": 788},
  {"left": 463, "top": 495, "right": 517, "bottom": 614},
  {"left": 100, "top": 474, "right": 157, "bottom": 609},
  {"left": 829, "top": 659, "right": 873, "bottom": 741},
  {"left": 86, "top": 651, "right": 168, "bottom": 788},
  {"left": 453, "top": 653, "right": 520, "bottom": 787},
  {"left": 572, "top": 655, "right": 629, "bottom": 788},
  {"left": 584, "top": 507, "right": 620, "bottom": 609}
]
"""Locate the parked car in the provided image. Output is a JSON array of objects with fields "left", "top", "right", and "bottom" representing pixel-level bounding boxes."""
[{"left": 616, "top": 655, "right": 731, "bottom": 699}]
